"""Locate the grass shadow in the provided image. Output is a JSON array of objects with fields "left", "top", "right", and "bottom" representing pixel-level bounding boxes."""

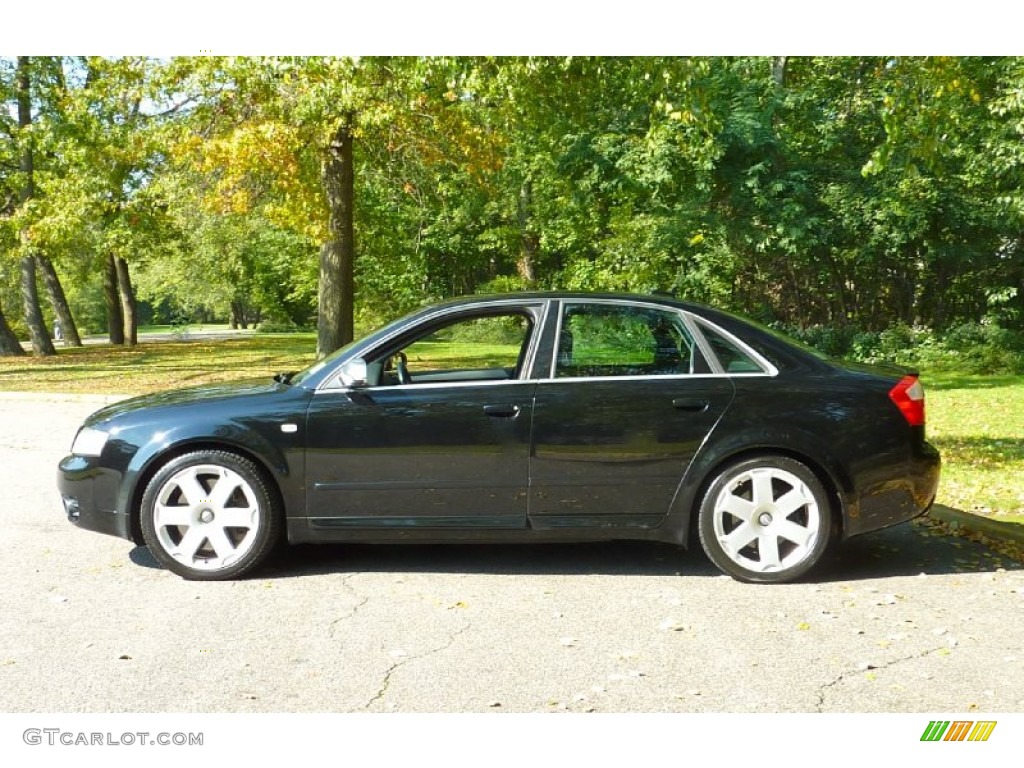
[{"left": 929, "top": 435, "right": 1024, "bottom": 470}]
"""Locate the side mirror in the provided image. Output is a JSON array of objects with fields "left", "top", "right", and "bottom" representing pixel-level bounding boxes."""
[{"left": 338, "top": 358, "right": 369, "bottom": 388}]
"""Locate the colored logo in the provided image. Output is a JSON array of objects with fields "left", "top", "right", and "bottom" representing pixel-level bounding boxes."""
[{"left": 921, "top": 721, "right": 997, "bottom": 742}]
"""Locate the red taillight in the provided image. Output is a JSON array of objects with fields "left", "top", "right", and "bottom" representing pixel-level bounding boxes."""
[{"left": 889, "top": 375, "right": 925, "bottom": 426}]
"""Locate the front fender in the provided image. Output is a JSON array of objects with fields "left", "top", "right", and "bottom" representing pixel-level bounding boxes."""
[{"left": 112, "top": 417, "right": 303, "bottom": 528}]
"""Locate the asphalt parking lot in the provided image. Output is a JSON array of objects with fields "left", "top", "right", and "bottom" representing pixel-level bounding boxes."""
[{"left": 1, "top": 392, "right": 1022, "bottom": 713}]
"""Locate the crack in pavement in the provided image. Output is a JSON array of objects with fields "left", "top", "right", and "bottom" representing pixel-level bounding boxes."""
[
  {"left": 327, "top": 575, "right": 369, "bottom": 639},
  {"left": 361, "top": 622, "right": 473, "bottom": 712},
  {"left": 815, "top": 645, "right": 949, "bottom": 712}
]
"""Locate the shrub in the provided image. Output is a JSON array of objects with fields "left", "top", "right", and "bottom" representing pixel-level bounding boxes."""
[{"left": 795, "top": 319, "right": 1024, "bottom": 374}]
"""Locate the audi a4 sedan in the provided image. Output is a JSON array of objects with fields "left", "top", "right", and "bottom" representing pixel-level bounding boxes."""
[{"left": 58, "top": 293, "right": 940, "bottom": 583}]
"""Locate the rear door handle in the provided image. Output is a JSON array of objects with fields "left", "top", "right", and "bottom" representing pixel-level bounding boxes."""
[
  {"left": 672, "top": 398, "right": 709, "bottom": 412},
  {"left": 484, "top": 404, "right": 521, "bottom": 418}
]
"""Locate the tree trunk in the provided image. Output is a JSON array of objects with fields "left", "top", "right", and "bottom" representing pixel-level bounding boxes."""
[
  {"left": 317, "top": 118, "right": 355, "bottom": 358},
  {"left": 20, "top": 255, "right": 56, "bottom": 356},
  {"left": 15, "top": 57, "right": 54, "bottom": 356},
  {"left": 516, "top": 179, "right": 538, "bottom": 284},
  {"left": 772, "top": 57, "right": 788, "bottom": 88},
  {"left": 0, "top": 301, "right": 26, "bottom": 356},
  {"left": 104, "top": 253, "right": 125, "bottom": 345},
  {"left": 37, "top": 255, "right": 82, "bottom": 346},
  {"left": 115, "top": 256, "right": 137, "bottom": 346},
  {"left": 231, "top": 301, "right": 248, "bottom": 330}
]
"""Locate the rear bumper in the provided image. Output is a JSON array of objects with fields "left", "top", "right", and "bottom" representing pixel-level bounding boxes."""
[
  {"left": 57, "top": 455, "right": 134, "bottom": 542},
  {"left": 845, "top": 440, "right": 941, "bottom": 538}
]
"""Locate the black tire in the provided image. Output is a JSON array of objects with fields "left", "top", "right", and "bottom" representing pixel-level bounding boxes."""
[
  {"left": 140, "top": 450, "right": 282, "bottom": 580},
  {"left": 697, "top": 456, "right": 832, "bottom": 583}
]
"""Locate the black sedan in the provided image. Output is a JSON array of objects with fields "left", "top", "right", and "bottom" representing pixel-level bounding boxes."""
[{"left": 58, "top": 293, "right": 940, "bottom": 583}]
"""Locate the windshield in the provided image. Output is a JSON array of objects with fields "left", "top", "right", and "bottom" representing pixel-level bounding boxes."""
[{"left": 288, "top": 313, "right": 415, "bottom": 387}]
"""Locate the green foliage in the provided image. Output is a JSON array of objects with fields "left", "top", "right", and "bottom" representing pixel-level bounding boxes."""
[
  {"left": 785, "top": 319, "right": 1024, "bottom": 375},
  {"left": 5, "top": 56, "right": 1024, "bottom": 357}
]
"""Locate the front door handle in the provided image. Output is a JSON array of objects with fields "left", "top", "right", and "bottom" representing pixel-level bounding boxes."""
[
  {"left": 672, "top": 398, "right": 709, "bottom": 412},
  {"left": 483, "top": 404, "right": 521, "bottom": 418}
]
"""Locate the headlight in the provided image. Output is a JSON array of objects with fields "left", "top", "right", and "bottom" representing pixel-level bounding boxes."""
[{"left": 71, "top": 427, "right": 109, "bottom": 457}]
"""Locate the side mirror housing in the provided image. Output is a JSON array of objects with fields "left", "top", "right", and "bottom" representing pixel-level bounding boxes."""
[{"left": 339, "top": 358, "right": 369, "bottom": 388}]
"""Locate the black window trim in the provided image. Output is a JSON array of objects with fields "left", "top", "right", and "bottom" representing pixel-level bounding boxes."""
[
  {"left": 544, "top": 298, "right": 778, "bottom": 382},
  {"left": 318, "top": 299, "right": 551, "bottom": 393}
]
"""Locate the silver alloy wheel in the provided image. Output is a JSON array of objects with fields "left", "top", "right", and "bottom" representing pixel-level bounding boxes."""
[
  {"left": 710, "top": 465, "right": 821, "bottom": 574},
  {"left": 151, "top": 463, "right": 262, "bottom": 572}
]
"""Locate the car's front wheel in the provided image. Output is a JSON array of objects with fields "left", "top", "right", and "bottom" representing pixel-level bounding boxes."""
[
  {"left": 140, "top": 450, "right": 281, "bottom": 580},
  {"left": 697, "top": 456, "right": 832, "bottom": 583}
]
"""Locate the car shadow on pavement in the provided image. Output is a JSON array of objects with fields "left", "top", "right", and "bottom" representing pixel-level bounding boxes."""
[
  {"left": 128, "top": 546, "right": 161, "bottom": 569},
  {"left": 265, "top": 540, "right": 722, "bottom": 579},
  {"left": 124, "top": 518, "right": 1020, "bottom": 581},
  {"left": 812, "top": 520, "right": 1022, "bottom": 583}
]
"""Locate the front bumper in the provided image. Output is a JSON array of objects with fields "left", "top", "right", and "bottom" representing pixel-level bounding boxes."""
[{"left": 57, "top": 455, "right": 134, "bottom": 542}]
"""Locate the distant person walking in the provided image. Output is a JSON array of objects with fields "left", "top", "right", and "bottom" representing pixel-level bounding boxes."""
[{"left": 53, "top": 319, "right": 63, "bottom": 343}]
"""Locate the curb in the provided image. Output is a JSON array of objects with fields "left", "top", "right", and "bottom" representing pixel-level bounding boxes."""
[{"left": 928, "top": 504, "right": 1024, "bottom": 546}]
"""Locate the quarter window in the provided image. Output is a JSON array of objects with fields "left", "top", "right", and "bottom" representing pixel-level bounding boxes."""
[{"left": 696, "top": 320, "right": 767, "bottom": 374}]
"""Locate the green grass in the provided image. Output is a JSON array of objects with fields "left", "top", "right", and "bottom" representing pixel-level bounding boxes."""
[
  {"left": 924, "top": 370, "right": 1024, "bottom": 519},
  {"left": 404, "top": 339, "right": 522, "bottom": 370},
  {"left": 0, "top": 335, "right": 318, "bottom": 394},
  {"left": 134, "top": 323, "right": 235, "bottom": 336}
]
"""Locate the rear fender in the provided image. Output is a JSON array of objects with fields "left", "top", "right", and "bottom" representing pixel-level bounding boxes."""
[{"left": 664, "top": 426, "right": 854, "bottom": 546}]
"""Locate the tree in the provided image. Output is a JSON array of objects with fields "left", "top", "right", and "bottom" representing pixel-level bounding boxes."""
[
  {"left": 14, "top": 57, "right": 55, "bottom": 355},
  {"left": 173, "top": 56, "right": 499, "bottom": 356},
  {"left": 0, "top": 297, "right": 25, "bottom": 355},
  {"left": 1, "top": 57, "right": 91, "bottom": 353}
]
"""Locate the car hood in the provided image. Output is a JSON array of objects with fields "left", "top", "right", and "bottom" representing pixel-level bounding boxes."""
[{"left": 84, "top": 379, "right": 290, "bottom": 428}]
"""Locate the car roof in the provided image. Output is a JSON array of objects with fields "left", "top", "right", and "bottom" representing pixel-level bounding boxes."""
[{"left": 426, "top": 291, "right": 701, "bottom": 312}]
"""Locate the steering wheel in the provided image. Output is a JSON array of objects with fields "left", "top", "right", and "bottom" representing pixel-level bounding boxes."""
[{"left": 395, "top": 351, "right": 410, "bottom": 385}]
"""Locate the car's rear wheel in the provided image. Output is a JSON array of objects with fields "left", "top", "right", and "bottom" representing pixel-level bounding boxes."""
[
  {"left": 140, "top": 450, "right": 281, "bottom": 580},
  {"left": 698, "top": 456, "right": 831, "bottom": 583}
]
